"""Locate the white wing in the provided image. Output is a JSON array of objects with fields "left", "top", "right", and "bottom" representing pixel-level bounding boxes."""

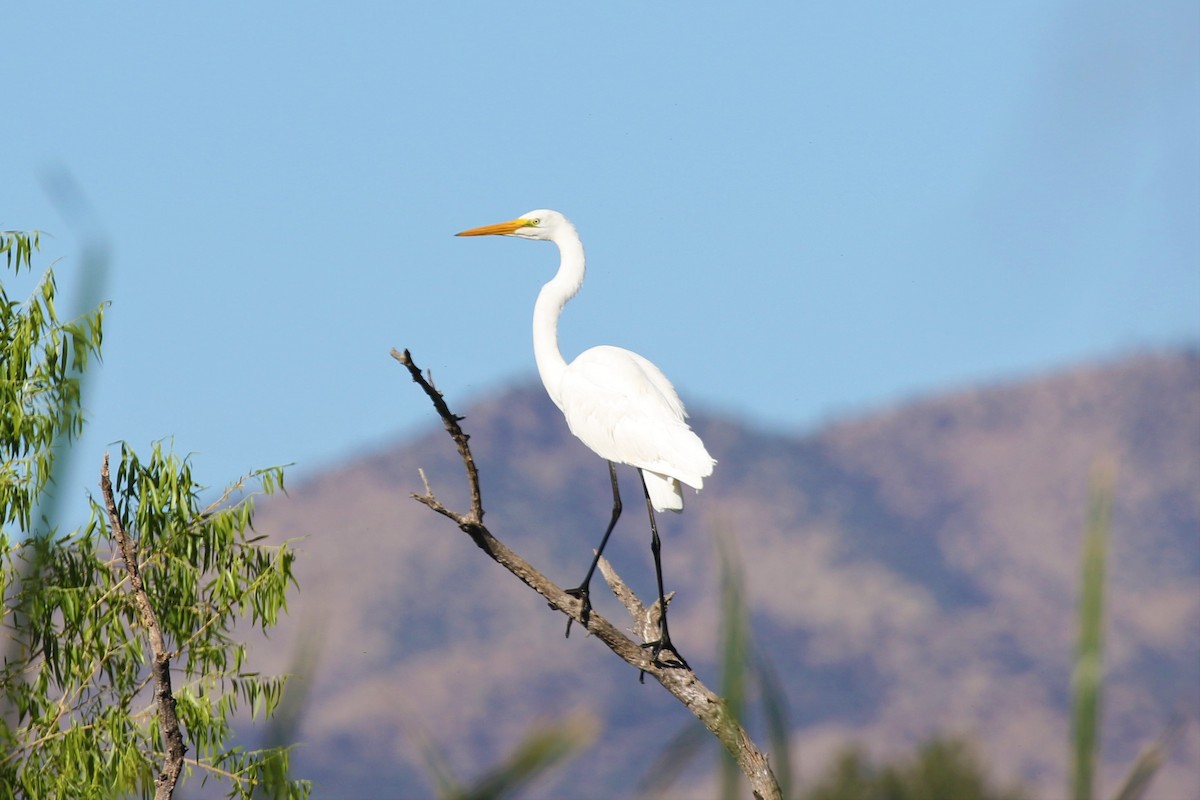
[{"left": 558, "top": 346, "right": 715, "bottom": 497}]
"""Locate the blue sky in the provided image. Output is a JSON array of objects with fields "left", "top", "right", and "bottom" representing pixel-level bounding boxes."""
[{"left": 4, "top": 2, "right": 1197, "bottom": 510}]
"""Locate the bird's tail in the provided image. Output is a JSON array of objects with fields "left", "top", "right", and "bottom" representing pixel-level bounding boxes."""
[{"left": 643, "top": 470, "right": 684, "bottom": 513}]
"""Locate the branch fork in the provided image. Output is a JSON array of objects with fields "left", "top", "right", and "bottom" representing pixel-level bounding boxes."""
[
  {"left": 392, "top": 348, "right": 781, "bottom": 800},
  {"left": 100, "top": 454, "right": 187, "bottom": 800}
]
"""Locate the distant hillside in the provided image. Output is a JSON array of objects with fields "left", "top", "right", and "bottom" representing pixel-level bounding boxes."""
[{"left": 251, "top": 350, "right": 1200, "bottom": 799}]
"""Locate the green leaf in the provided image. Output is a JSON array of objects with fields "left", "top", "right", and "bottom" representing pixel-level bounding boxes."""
[
  {"left": 1070, "top": 459, "right": 1115, "bottom": 800},
  {"left": 2, "top": 234, "right": 308, "bottom": 799}
]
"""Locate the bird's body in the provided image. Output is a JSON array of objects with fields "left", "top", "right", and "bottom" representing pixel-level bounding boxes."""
[
  {"left": 518, "top": 210, "right": 713, "bottom": 511},
  {"left": 556, "top": 345, "right": 711, "bottom": 511},
  {"left": 457, "top": 209, "right": 713, "bottom": 669}
]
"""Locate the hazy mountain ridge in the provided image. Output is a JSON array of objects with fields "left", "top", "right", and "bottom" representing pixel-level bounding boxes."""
[{"left": 254, "top": 350, "right": 1199, "bottom": 798}]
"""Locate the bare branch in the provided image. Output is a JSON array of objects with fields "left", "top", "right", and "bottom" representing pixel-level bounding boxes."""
[
  {"left": 598, "top": 556, "right": 671, "bottom": 655},
  {"left": 100, "top": 453, "right": 186, "bottom": 800},
  {"left": 393, "top": 349, "right": 782, "bottom": 800},
  {"left": 391, "top": 348, "right": 483, "bottom": 523}
]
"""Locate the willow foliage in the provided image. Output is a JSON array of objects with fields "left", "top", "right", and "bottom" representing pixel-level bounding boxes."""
[{"left": 0, "top": 231, "right": 308, "bottom": 799}]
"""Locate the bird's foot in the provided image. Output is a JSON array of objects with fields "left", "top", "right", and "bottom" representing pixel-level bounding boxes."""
[
  {"left": 640, "top": 637, "right": 689, "bottom": 670},
  {"left": 638, "top": 628, "right": 690, "bottom": 682},
  {"left": 563, "top": 585, "right": 593, "bottom": 638}
]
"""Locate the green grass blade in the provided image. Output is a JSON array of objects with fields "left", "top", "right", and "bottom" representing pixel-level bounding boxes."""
[
  {"left": 32, "top": 174, "right": 111, "bottom": 536},
  {"left": 451, "top": 712, "right": 595, "bottom": 800},
  {"left": 1070, "top": 460, "right": 1115, "bottom": 800},
  {"left": 1111, "top": 718, "right": 1185, "bottom": 800}
]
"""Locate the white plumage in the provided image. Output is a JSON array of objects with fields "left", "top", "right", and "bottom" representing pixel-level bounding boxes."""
[
  {"left": 457, "top": 208, "right": 712, "bottom": 664},
  {"left": 557, "top": 345, "right": 712, "bottom": 511},
  {"left": 457, "top": 208, "right": 714, "bottom": 510}
]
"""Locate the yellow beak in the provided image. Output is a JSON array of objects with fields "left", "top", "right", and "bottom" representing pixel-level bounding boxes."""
[{"left": 455, "top": 218, "right": 532, "bottom": 237}]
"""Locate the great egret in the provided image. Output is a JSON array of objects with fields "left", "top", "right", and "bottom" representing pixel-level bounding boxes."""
[{"left": 457, "top": 209, "right": 715, "bottom": 669}]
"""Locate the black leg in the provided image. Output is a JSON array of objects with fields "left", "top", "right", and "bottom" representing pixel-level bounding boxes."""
[
  {"left": 564, "top": 461, "right": 622, "bottom": 636},
  {"left": 638, "top": 470, "right": 690, "bottom": 675}
]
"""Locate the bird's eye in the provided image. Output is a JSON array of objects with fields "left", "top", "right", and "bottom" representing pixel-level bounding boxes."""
[{"left": 531, "top": 218, "right": 541, "bottom": 226}]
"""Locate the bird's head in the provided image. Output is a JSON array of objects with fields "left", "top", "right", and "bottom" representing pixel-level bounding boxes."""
[{"left": 456, "top": 209, "right": 572, "bottom": 242}]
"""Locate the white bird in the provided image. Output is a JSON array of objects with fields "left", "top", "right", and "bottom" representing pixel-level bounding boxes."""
[{"left": 457, "top": 209, "right": 714, "bottom": 669}]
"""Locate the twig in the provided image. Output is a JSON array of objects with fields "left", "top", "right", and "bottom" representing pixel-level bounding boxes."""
[
  {"left": 597, "top": 556, "right": 672, "bottom": 660},
  {"left": 393, "top": 348, "right": 782, "bottom": 800},
  {"left": 100, "top": 453, "right": 187, "bottom": 800},
  {"left": 391, "top": 348, "right": 483, "bottom": 523}
]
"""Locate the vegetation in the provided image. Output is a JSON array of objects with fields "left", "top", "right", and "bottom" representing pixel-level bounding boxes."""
[
  {"left": 1070, "top": 463, "right": 1180, "bottom": 800},
  {"left": 801, "top": 738, "right": 1027, "bottom": 800},
  {"left": 637, "top": 532, "right": 1025, "bottom": 800},
  {"left": 0, "top": 230, "right": 307, "bottom": 799},
  {"left": 1, "top": 223, "right": 1178, "bottom": 799},
  {"left": 634, "top": 470, "right": 1174, "bottom": 800},
  {"left": 419, "top": 712, "right": 597, "bottom": 800}
]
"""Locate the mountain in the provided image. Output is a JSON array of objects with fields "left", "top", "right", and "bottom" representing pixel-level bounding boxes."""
[{"left": 250, "top": 350, "right": 1199, "bottom": 799}]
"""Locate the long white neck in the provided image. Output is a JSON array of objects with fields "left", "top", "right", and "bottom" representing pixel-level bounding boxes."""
[{"left": 532, "top": 224, "right": 585, "bottom": 410}]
